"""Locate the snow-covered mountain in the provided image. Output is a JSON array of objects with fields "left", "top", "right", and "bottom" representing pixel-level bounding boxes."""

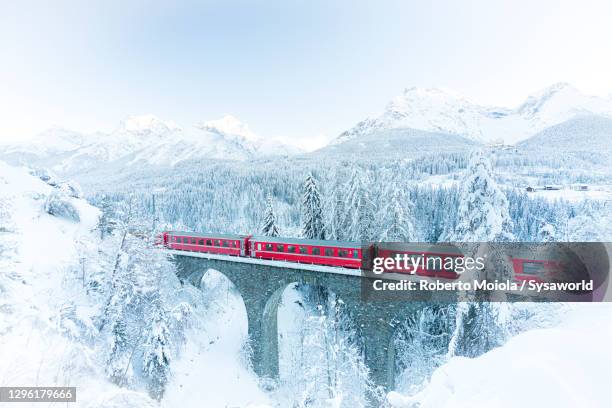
[
  {"left": 335, "top": 83, "right": 612, "bottom": 145},
  {"left": 0, "top": 114, "right": 301, "bottom": 174}
]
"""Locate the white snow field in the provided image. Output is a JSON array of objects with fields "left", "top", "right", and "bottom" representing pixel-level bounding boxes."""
[{"left": 388, "top": 303, "right": 612, "bottom": 408}]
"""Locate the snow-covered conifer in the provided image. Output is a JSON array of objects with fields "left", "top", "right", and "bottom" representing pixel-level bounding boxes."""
[
  {"left": 261, "top": 195, "right": 280, "bottom": 237},
  {"left": 451, "top": 151, "right": 514, "bottom": 242},
  {"left": 302, "top": 173, "right": 325, "bottom": 239},
  {"left": 379, "top": 186, "right": 417, "bottom": 242},
  {"left": 142, "top": 295, "right": 172, "bottom": 400}
]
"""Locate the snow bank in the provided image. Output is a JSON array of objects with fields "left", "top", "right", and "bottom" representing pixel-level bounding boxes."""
[{"left": 388, "top": 303, "right": 612, "bottom": 408}]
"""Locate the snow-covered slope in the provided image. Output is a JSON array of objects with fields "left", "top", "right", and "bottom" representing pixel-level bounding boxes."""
[
  {"left": 388, "top": 303, "right": 612, "bottom": 408},
  {"left": 313, "top": 127, "right": 479, "bottom": 159},
  {"left": 518, "top": 114, "right": 612, "bottom": 157},
  {"left": 336, "top": 83, "right": 612, "bottom": 145},
  {"left": 0, "top": 160, "right": 153, "bottom": 406},
  {"left": 0, "top": 114, "right": 301, "bottom": 174},
  {"left": 0, "top": 161, "right": 270, "bottom": 407}
]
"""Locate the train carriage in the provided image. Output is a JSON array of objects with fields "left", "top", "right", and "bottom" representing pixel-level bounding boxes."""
[
  {"left": 249, "top": 235, "right": 362, "bottom": 269},
  {"left": 164, "top": 231, "right": 248, "bottom": 256}
]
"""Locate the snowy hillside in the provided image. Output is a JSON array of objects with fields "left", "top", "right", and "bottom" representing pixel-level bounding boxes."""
[
  {"left": 0, "top": 160, "right": 143, "bottom": 406},
  {"left": 0, "top": 114, "right": 300, "bottom": 174},
  {"left": 313, "top": 127, "right": 479, "bottom": 159},
  {"left": 0, "top": 160, "right": 268, "bottom": 407},
  {"left": 518, "top": 114, "right": 612, "bottom": 158},
  {"left": 388, "top": 304, "right": 612, "bottom": 408},
  {"left": 335, "top": 83, "right": 612, "bottom": 145}
]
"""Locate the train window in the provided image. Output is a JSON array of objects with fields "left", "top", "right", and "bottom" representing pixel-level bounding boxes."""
[
  {"left": 214, "top": 239, "right": 221, "bottom": 246},
  {"left": 287, "top": 245, "right": 296, "bottom": 253},
  {"left": 338, "top": 249, "right": 348, "bottom": 257},
  {"left": 199, "top": 239, "right": 204, "bottom": 245},
  {"left": 265, "top": 243, "right": 273, "bottom": 251},
  {"left": 223, "top": 240, "right": 230, "bottom": 247},
  {"left": 206, "top": 239, "right": 212, "bottom": 246},
  {"left": 190, "top": 238, "right": 196, "bottom": 244},
  {"left": 182, "top": 237, "right": 188, "bottom": 244},
  {"left": 354, "top": 250, "right": 359, "bottom": 258},
  {"left": 299, "top": 246, "right": 307, "bottom": 254},
  {"left": 522, "top": 262, "right": 545, "bottom": 275},
  {"left": 312, "top": 247, "right": 320, "bottom": 255},
  {"left": 233, "top": 241, "right": 238, "bottom": 248},
  {"left": 276, "top": 244, "right": 284, "bottom": 252},
  {"left": 325, "top": 248, "right": 334, "bottom": 256}
]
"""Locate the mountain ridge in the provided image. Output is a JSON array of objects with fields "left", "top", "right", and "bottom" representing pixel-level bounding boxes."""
[
  {"left": 334, "top": 83, "right": 612, "bottom": 145},
  {"left": 0, "top": 114, "right": 301, "bottom": 174}
]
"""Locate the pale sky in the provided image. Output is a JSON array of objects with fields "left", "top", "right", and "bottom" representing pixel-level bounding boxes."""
[{"left": 1, "top": 0, "right": 612, "bottom": 149}]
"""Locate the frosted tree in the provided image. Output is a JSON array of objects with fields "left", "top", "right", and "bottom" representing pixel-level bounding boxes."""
[
  {"left": 106, "top": 317, "right": 133, "bottom": 386},
  {"left": 343, "top": 165, "right": 363, "bottom": 237},
  {"left": 447, "top": 302, "right": 504, "bottom": 358},
  {"left": 379, "top": 186, "right": 417, "bottom": 242},
  {"left": 351, "top": 188, "right": 377, "bottom": 241},
  {"left": 279, "top": 285, "right": 378, "bottom": 407},
  {"left": 343, "top": 167, "right": 377, "bottom": 241},
  {"left": 142, "top": 294, "right": 172, "bottom": 400},
  {"left": 95, "top": 197, "right": 190, "bottom": 394},
  {"left": 302, "top": 173, "right": 325, "bottom": 239},
  {"left": 261, "top": 195, "right": 280, "bottom": 237},
  {"left": 450, "top": 150, "right": 514, "bottom": 242},
  {"left": 537, "top": 220, "right": 556, "bottom": 242},
  {"left": 323, "top": 166, "right": 347, "bottom": 240},
  {"left": 98, "top": 195, "right": 117, "bottom": 239}
]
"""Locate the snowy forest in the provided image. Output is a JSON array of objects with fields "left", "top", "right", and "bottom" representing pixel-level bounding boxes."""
[
  {"left": 89, "top": 147, "right": 612, "bottom": 244},
  {"left": 2, "top": 140, "right": 609, "bottom": 407}
]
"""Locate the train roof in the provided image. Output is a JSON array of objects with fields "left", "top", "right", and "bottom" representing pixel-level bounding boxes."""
[
  {"left": 165, "top": 231, "right": 246, "bottom": 239},
  {"left": 250, "top": 235, "right": 360, "bottom": 248}
]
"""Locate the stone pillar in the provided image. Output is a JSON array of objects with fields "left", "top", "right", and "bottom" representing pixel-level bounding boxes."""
[
  {"left": 242, "top": 285, "right": 285, "bottom": 380},
  {"left": 351, "top": 304, "right": 397, "bottom": 390}
]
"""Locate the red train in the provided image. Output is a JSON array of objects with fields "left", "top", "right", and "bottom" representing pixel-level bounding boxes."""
[
  {"left": 162, "top": 231, "right": 363, "bottom": 269},
  {"left": 161, "top": 231, "right": 466, "bottom": 277},
  {"left": 160, "top": 231, "right": 563, "bottom": 282}
]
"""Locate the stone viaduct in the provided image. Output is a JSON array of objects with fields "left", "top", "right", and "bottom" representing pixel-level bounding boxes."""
[{"left": 171, "top": 250, "right": 440, "bottom": 392}]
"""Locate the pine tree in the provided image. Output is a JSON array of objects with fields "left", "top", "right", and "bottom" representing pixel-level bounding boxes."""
[
  {"left": 343, "top": 166, "right": 363, "bottom": 237},
  {"left": 142, "top": 295, "right": 172, "bottom": 400},
  {"left": 323, "top": 166, "right": 347, "bottom": 240},
  {"left": 98, "top": 195, "right": 117, "bottom": 239},
  {"left": 351, "top": 189, "right": 376, "bottom": 241},
  {"left": 261, "top": 195, "right": 280, "bottom": 237},
  {"left": 450, "top": 151, "right": 514, "bottom": 242},
  {"left": 379, "top": 186, "right": 417, "bottom": 242},
  {"left": 302, "top": 174, "right": 325, "bottom": 239}
]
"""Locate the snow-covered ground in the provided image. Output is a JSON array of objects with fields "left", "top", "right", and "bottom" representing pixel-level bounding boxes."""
[
  {"left": 163, "top": 269, "right": 270, "bottom": 408},
  {"left": 388, "top": 303, "right": 612, "bottom": 408}
]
